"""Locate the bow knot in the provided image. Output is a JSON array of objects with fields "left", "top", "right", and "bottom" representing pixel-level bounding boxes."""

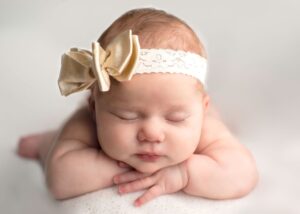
[{"left": 58, "top": 30, "right": 140, "bottom": 96}]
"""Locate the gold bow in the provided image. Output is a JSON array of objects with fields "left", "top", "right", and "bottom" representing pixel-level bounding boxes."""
[{"left": 58, "top": 30, "right": 140, "bottom": 96}]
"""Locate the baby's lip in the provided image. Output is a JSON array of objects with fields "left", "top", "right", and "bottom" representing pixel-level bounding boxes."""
[
  {"left": 137, "top": 150, "right": 163, "bottom": 156},
  {"left": 136, "top": 152, "right": 162, "bottom": 161}
]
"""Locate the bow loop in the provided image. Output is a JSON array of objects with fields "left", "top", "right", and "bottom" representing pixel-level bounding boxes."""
[{"left": 58, "top": 48, "right": 96, "bottom": 96}]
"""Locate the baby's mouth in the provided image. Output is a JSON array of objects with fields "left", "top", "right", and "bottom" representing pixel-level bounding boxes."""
[{"left": 136, "top": 153, "right": 161, "bottom": 162}]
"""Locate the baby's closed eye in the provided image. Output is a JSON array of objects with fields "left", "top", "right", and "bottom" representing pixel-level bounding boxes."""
[
  {"left": 110, "top": 111, "right": 139, "bottom": 121},
  {"left": 165, "top": 112, "right": 190, "bottom": 122}
]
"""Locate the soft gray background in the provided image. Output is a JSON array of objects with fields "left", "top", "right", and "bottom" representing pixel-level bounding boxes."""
[{"left": 1, "top": 0, "right": 299, "bottom": 213}]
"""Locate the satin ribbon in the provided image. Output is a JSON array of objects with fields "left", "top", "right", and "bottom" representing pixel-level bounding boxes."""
[{"left": 58, "top": 30, "right": 140, "bottom": 96}]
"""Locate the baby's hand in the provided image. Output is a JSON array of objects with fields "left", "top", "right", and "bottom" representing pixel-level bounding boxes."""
[{"left": 113, "top": 161, "right": 189, "bottom": 207}]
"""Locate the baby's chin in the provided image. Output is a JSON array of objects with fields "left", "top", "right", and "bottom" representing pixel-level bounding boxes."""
[
  {"left": 130, "top": 162, "right": 167, "bottom": 174},
  {"left": 134, "top": 166, "right": 160, "bottom": 174},
  {"left": 121, "top": 156, "right": 176, "bottom": 174}
]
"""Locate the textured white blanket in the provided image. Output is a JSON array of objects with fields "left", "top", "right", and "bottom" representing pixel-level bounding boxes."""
[{"left": 61, "top": 187, "right": 245, "bottom": 214}]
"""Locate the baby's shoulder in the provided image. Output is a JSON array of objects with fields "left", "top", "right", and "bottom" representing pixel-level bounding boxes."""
[{"left": 196, "top": 104, "right": 235, "bottom": 153}]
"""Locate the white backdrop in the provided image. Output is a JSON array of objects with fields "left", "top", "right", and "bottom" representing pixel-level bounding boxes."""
[{"left": 1, "top": 0, "right": 300, "bottom": 213}]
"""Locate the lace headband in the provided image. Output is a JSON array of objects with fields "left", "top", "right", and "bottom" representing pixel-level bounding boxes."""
[{"left": 58, "top": 30, "right": 207, "bottom": 96}]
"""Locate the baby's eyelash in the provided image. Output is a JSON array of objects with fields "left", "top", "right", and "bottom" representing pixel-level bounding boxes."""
[
  {"left": 110, "top": 112, "right": 139, "bottom": 121},
  {"left": 117, "top": 115, "right": 138, "bottom": 121},
  {"left": 166, "top": 117, "right": 187, "bottom": 123}
]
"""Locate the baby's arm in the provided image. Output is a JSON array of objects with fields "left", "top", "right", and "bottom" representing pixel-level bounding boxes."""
[
  {"left": 183, "top": 105, "right": 258, "bottom": 199},
  {"left": 45, "top": 106, "right": 128, "bottom": 199}
]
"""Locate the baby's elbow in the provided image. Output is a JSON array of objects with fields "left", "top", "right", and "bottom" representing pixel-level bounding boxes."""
[
  {"left": 47, "top": 175, "right": 68, "bottom": 200},
  {"left": 234, "top": 168, "right": 259, "bottom": 198},
  {"left": 47, "top": 180, "right": 67, "bottom": 200},
  {"left": 45, "top": 159, "right": 71, "bottom": 200},
  {"left": 46, "top": 168, "right": 67, "bottom": 200},
  {"left": 230, "top": 157, "right": 259, "bottom": 198}
]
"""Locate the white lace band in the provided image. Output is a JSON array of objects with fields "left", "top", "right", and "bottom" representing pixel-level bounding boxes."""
[{"left": 136, "top": 49, "right": 207, "bottom": 85}]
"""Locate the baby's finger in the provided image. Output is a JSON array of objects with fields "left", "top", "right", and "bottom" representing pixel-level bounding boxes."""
[
  {"left": 117, "top": 161, "right": 131, "bottom": 168},
  {"left": 134, "top": 185, "right": 163, "bottom": 207},
  {"left": 113, "top": 171, "right": 147, "bottom": 184},
  {"left": 118, "top": 176, "right": 154, "bottom": 194}
]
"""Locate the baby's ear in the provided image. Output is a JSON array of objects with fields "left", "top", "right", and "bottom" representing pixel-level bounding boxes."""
[
  {"left": 88, "top": 90, "right": 96, "bottom": 121},
  {"left": 203, "top": 94, "right": 210, "bottom": 111}
]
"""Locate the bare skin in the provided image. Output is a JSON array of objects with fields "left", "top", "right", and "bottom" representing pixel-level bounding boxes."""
[{"left": 17, "top": 101, "right": 258, "bottom": 206}]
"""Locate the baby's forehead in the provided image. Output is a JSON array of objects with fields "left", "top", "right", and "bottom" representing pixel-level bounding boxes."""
[
  {"left": 98, "top": 73, "right": 204, "bottom": 105},
  {"left": 117, "top": 73, "right": 199, "bottom": 89}
]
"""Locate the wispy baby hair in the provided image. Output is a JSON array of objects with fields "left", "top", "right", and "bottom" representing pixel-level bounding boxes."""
[{"left": 98, "top": 8, "right": 207, "bottom": 57}]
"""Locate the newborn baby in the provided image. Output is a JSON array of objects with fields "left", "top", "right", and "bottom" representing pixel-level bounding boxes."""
[{"left": 18, "top": 8, "right": 258, "bottom": 207}]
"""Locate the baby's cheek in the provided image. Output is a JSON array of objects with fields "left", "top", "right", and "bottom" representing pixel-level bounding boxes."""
[
  {"left": 98, "top": 124, "right": 134, "bottom": 159},
  {"left": 172, "top": 131, "right": 200, "bottom": 161}
]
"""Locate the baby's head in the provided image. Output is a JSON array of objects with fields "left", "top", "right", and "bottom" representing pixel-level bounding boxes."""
[
  {"left": 59, "top": 8, "right": 209, "bottom": 173},
  {"left": 98, "top": 8, "right": 206, "bottom": 56}
]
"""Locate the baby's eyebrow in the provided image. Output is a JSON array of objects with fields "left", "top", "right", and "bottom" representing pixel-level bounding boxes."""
[
  {"left": 107, "top": 101, "right": 139, "bottom": 111},
  {"left": 167, "top": 104, "right": 189, "bottom": 111},
  {"left": 110, "top": 107, "right": 138, "bottom": 112}
]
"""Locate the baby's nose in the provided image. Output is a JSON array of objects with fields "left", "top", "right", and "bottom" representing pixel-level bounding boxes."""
[{"left": 137, "top": 118, "right": 165, "bottom": 143}]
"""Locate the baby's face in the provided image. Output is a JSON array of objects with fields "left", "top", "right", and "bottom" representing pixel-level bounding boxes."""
[{"left": 93, "top": 74, "right": 207, "bottom": 173}]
